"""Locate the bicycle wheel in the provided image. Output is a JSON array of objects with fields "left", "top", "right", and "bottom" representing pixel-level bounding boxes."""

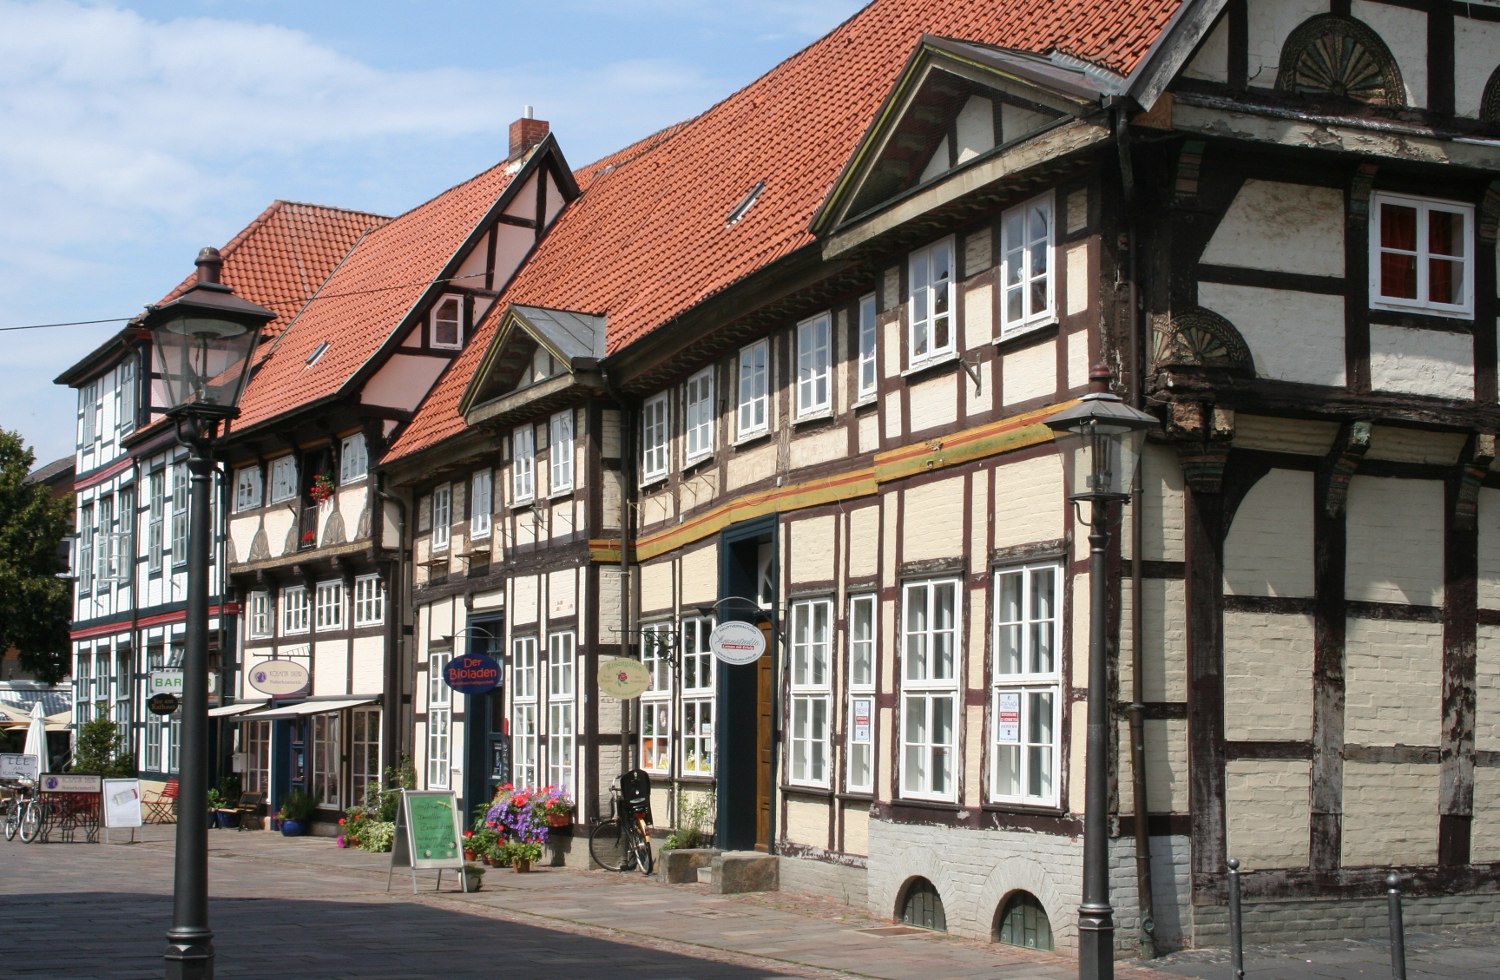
[
  {"left": 589, "top": 819, "right": 629, "bottom": 871},
  {"left": 3, "top": 803, "right": 19, "bottom": 841},
  {"left": 628, "top": 816, "right": 653, "bottom": 876},
  {"left": 19, "top": 802, "right": 41, "bottom": 843}
]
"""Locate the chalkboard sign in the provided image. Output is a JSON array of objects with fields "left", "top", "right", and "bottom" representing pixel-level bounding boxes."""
[{"left": 387, "top": 790, "right": 465, "bottom": 894}]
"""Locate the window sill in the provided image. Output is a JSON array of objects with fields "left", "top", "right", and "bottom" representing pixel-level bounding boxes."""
[
  {"left": 993, "top": 318, "right": 1059, "bottom": 351},
  {"left": 510, "top": 498, "right": 535, "bottom": 510},
  {"left": 853, "top": 394, "right": 878, "bottom": 410},
  {"left": 1368, "top": 307, "right": 1475, "bottom": 331},
  {"left": 900, "top": 351, "right": 959, "bottom": 380},
  {"left": 782, "top": 782, "right": 835, "bottom": 799},
  {"left": 792, "top": 409, "right": 833, "bottom": 427},
  {"left": 682, "top": 452, "right": 714, "bottom": 474},
  {"left": 639, "top": 474, "right": 669, "bottom": 491},
  {"left": 548, "top": 488, "right": 574, "bottom": 501},
  {"left": 981, "top": 800, "right": 1065, "bottom": 818},
  {"left": 732, "top": 430, "right": 771, "bottom": 450}
]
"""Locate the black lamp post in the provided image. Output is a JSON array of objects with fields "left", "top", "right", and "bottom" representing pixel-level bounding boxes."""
[
  {"left": 143, "top": 247, "right": 276, "bottom": 980},
  {"left": 1043, "top": 365, "right": 1156, "bottom": 980}
]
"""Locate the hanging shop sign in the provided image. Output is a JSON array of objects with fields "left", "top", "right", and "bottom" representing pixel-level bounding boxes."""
[
  {"left": 598, "top": 657, "right": 651, "bottom": 699},
  {"left": 444, "top": 653, "right": 502, "bottom": 695},
  {"left": 148, "top": 693, "right": 180, "bottom": 715},
  {"left": 248, "top": 659, "right": 311, "bottom": 697},
  {"left": 709, "top": 620, "right": 766, "bottom": 665},
  {"left": 149, "top": 669, "right": 184, "bottom": 697}
]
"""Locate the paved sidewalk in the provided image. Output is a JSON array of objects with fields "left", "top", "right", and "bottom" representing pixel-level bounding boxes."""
[{"left": 3, "top": 825, "right": 1494, "bottom": 978}]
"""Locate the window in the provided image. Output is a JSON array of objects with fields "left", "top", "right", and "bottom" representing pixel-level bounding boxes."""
[
  {"left": 789, "top": 599, "right": 833, "bottom": 787},
  {"left": 908, "top": 237, "right": 955, "bottom": 366},
  {"left": 901, "top": 578, "right": 959, "bottom": 801},
  {"left": 430, "top": 484, "right": 451, "bottom": 551},
  {"left": 93, "top": 497, "right": 114, "bottom": 584},
  {"left": 242, "top": 721, "right": 270, "bottom": 794},
  {"left": 550, "top": 410, "right": 574, "bottom": 495},
  {"left": 312, "top": 714, "right": 340, "bottom": 809},
  {"left": 736, "top": 340, "right": 769, "bottom": 440},
  {"left": 684, "top": 368, "right": 715, "bottom": 463},
  {"left": 1371, "top": 192, "right": 1474, "bottom": 318},
  {"left": 680, "top": 617, "right": 715, "bottom": 775},
  {"left": 350, "top": 708, "right": 381, "bottom": 807},
  {"left": 117, "top": 357, "right": 136, "bottom": 436},
  {"left": 79, "top": 381, "right": 98, "bottom": 449},
  {"left": 795, "top": 312, "right": 832, "bottom": 419},
  {"left": 641, "top": 393, "right": 669, "bottom": 484},
  {"left": 282, "top": 586, "right": 309, "bottom": 635},
  {"left": 78, "top": 502, "right": 94, "bottom": 593},
  {"left": 512, "top": 637, "right": 538, "bottom": 789},
  {"left": 431, "top": 296, "right": 462, "bottom": 349},
  {"left": 846, "top": 594, "right": 876, "bottom": 793},
  {"left": 512, "top": 425, "right": 535, "bottom": 505},
  {"left": 234, "top": 465, "right": 263, "bottom": 512},
  {"left": 170, "top": 463, "right": 187, "bottom": 567},
  {"left": 113, "top": 649, "right": 132, "bottom": 752},
  {"left": 147, "top": 470, "right": 164, "bottom": 573},
  {"left": 247, "top": 592, "right": 272, "bottom": 639},
  {"left": 991, "top": 563, "right": 1060, "bottom": 806},
  {"left": 547, "top": 632, "right": 576, "bottom": 794},
  {"left": 269, "top": 456, "right": 297, "bottom": 503},
  {"left": 999, "top": 192, "right": 1055, "bottom": 336},
  {"left": 144, "top": 647, "right": 162, "bottom": 771},
  {"left": 427, "top": 649, "right": 451, "bottom": 787},
  {"left": 353, "top": 574, "right": 385, "bottom": 626},
  {"left": 111, "top": 488, "right": 133, "bottom": 586},
  {"left": 75, "top": 655, "right": 91, "bottom": 723},
  {"left": 341, "top": 433, "right": 368, "bottom": 483},
  {"left": 857, "top": 293, "right": 878, "bottom": 401},
  {"left": 469, "top": 470, "right": 492, "bottom": 539},
  {"left": 314, "top": 580, "right": 344, "bottom": 632},
  {"left": 639, "top": 622, "right": 672, "bottom": 774}
]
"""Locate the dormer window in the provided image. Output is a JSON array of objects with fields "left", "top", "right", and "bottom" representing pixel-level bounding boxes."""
[{"left": 432, "top": 297, "right": 462, "bottom": 350}]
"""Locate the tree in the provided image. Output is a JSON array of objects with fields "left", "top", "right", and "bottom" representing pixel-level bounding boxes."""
[
  {"left": 0, "top": 428, "right": 71, "bottom": 683},
  {"left": 71, "top": 713, "right": 133, "bottom": 777}
]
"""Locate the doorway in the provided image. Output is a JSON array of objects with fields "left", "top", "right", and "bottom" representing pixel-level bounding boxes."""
[
  {"left": 716, "top": 517, "right": 777, "bottom": 852},
  {"left": 461, "top": 618, "right": 506, "bottom": 819}
]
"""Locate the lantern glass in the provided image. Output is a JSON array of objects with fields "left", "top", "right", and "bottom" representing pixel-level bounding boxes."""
[
  {"left": 1051, "top": 416, "right": 1149, "bottom": 501},
  {"left": 149, "top": 308, "right": 262, "bottom": 415}
]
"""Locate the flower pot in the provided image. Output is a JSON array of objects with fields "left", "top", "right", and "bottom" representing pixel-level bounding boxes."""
[
  {"left": 545, "top": 813, "right": 571, "bottom": 828},
  {"left": 213, "top": 809, "right": 239, "bottom": 830},
  {"left": 463, "top": 869, "right": 485, "bottom": 892},
  {"left": 513, "top": 858, "right": 531, "bottom": 873},
  {"left": 280, "top": 818, "right": 308, "bottom": 837},
  {"left": 463, "top": 848, "right": 477, "bottom": 861}
]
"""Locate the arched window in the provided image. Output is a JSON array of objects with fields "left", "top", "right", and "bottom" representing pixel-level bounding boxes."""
[
  {"left": 995, "top": 891, "right": 1054, "bottom": 950},
  {"left": 1275, "top": 15, "right": 1404, "bottom": 107},
  {"left": 898, "top": 877, "right": 947, "bottom": 932}
]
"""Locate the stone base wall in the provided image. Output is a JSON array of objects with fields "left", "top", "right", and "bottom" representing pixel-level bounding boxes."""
[
  {"left": 1194, "top": 893, "right": 1500, "bottom": 946},
  {"left": 777, "top": 853, "right": 869, "bottom": 909}
]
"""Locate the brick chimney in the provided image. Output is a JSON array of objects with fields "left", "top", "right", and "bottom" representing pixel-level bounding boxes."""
[{"left": 509, "top": 106, "right": 549, "bottom": 161}]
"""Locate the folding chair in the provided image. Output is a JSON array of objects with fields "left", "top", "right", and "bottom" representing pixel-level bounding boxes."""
[{"left": 143, "top": 779, "right": 179, "bottom": 824}]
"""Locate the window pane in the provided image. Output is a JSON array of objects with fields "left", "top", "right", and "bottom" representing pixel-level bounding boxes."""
[
  {"left": 1381, "top": 204, "right": 1416, "bottom": 250},
  {"left": 1430, "top": 258, "right": 1461, "bottom": 305}
]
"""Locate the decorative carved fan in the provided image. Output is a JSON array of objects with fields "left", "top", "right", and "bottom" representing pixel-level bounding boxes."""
[
  {"left": 1150, "top": 309, "right": 1254, "bottom": 374},
  {"left": 1275, "top": 16, "right": 1404, "bottom": 107}
]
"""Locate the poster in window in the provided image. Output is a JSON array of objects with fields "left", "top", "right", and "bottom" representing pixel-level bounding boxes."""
[
  {"left": 851, "top": 696, "right": 873, "bottom": 744},
  {"left": 997, "top": 692, "right": 1021, "bottom": 744}
]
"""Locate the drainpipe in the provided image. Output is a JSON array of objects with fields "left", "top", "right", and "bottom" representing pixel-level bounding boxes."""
[
  {"left": 375, "top": 473, "right": 408, "bottom": 770},
  {"left": 602, "top": 367, "right": 637, "bottom": 809},
  {"left": 1114, "top": 96, "right": 1157, "bottom": 960}
]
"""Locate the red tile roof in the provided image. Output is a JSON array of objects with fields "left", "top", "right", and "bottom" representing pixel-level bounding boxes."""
[
  {"left": 388, "top": 0, "right": 1186, "bottom": 462},
  {"left": 234, "top": 157, "right": 528, "bottom": 432}
]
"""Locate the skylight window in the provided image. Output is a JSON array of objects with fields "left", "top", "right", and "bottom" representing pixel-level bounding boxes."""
[
  {"left": 727, "top": 180, "right": 766, "bottom": 226},
  {"left": 306, "top": 341, "right": 329, "bottom": 366}
]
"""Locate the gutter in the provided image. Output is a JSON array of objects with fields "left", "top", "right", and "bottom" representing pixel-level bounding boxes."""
[
  {"left": 601, "top": 366, "right": 637, "bottom": 813},
  {"left": 375, "top": 472, "right": 409, "bottom": 765}
]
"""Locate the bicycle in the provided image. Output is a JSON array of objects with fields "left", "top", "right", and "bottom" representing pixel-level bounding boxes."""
[
  {"left": 588, "top": 769, "right": 654, "bottom": 876},
  {"left": 11, "top": 785, "right": 53, "bottom": 843},
  {"left": 2, "top": 785, "right": 24, "bottom": 842}
]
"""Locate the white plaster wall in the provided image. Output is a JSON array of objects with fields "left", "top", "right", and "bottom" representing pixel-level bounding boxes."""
[
  {"left": 1119, "top": 578, "right": 1188, "bottom": 704},
  {"left": 548, "top": 569, "right": 576, "bottom": 620},
  {"left": 1065, "top": 243, "right": 1090, "bottom": 317},
  {"left": 1224, "top": 469, "right": 1314, "bottom": 598},
  {"left": 1138, "top": 443, "right": 1186, "bottom": 564},
  {"left": 907, "top": 373, "right": 958, "bottom": 433},
  {"left": 964, "top": 281, "right": 995, "bottom": 353},
  {"left": 992, "top": 454, "right": 1063, "bottom": 550},
  {"left": 1474, "top": 624, "right": 1500, "bottom": 754},
  {"left": 790, "top": 427, "right": 848, "bottom": 470},
  {"left": 883, "top": 389, "right": 903, "bottom": 441},
  {"left": 1454, "top": 17, "right": 1500, "bottom": 118},
  {"left": 1368, "top": 325, "right": 1474, "bottom": 400},
  {"left": 1224, "top": 612, "right": 1315, "bottom": 741},
  {"left": 1246, "top": 0, "right": 1329, "bottom": 87},
  {"left": 598, "top": 568, "right": 625, "bottom": 642},
  {"left": 955, "top": 94, "right": 995, "bottom": 165},
  {"left": 847, "top": 505, "right": 879, "bottom": 579},
  {"left": 1342, "top": 761, "right": 1438, "bottom": 867},
  {"left": 679, "top": 545, "right": 718, "bottom": 607},
  {"left": 1001, "top": 339, "right": 1056, "bottom": 407},
  {"left": 726, "top": 440, "right": 776, "bottom": 493},
  {"left": 1352, "top": 1, "right": 1425, "bottom": 107},
  {"left": 312, "top": 639, "right": 349, "bottom": 696},
  {"left": 857, "top": 412, "right": 879, "bottom": 454},
  {"left": 1001, "top": 103, "right": 1052, "bottom": 145},
  {"left": 789, "top": 515, "right": 836, "bottom": 585},
  {"left": 1226, "top": 760, "right": 1312, "bottom": 869},
  {"left": 1201, "top": 180, "right": 1344, "bottom": 276},
  {"left": 1067, "top": 330, "right": 1090, "bottom": 389},
  {"left": 350, "top": 634, "right": 385, "bottom": 695},
  {"left": 511, "top": 575, "right": 539, "bottom": 626},
  {"left": 1183, "top": 15, "right": 1230, "bottom": 83},
  {"left": 784, "top": 797, "right": 827, "bottom": 848},
  {"left": 1345, "top": 617, "right": 1442, "bottom": 746},
  {"left": 1366, "top": 425, "right": 1466, "bottom": 465},
  {"left": 1345, "top": 478, "right": 1444, "bottom": 606},
  {"left": 964, "top": 348, "right": 994, "bottom": 417},
  {"left": 639, "top": 559, "right": 674, "bottom": 615},
  {"left": 1146, "top": 718, "right": 1189, "bottom": 813},
  {"left": 1232, "top": 415, "right": 1337, "bottom": 455},
  {"left": 1198, "top": 283, "right": 1345, "bottom": 387},
  {"left": 901, "top": 476, "right": 964, "bottom": 564},
  {"left": 1481, "top": 490, "right": 1500, "bottom": 609}
]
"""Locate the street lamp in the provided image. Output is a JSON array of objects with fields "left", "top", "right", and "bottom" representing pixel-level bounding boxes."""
[
  {"left": 1043, "top": 365, "right": 1156, "bottom": 980},
  {"left": 143, "top": 247, "right": 276, "bottom": 980}
]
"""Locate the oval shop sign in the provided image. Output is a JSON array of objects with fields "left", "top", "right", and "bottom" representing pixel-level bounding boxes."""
[
  {"left": 444, "top": 653, "right": 502, "bottom": 695},
  {"left": 709, "top": 620, "right": 766, "bottom": 665},
  {"left": 248, "top": 659, "right": 311, "bottom": 697}
]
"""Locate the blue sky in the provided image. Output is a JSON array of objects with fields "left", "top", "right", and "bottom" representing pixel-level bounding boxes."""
[{"left": 0, "top": 0, "right": 864, "bottom": 465}]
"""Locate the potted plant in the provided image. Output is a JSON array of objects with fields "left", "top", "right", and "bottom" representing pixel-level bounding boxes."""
[
  {"left": 276, "top": 788, "right": 320, "bottom": 836},
  {"left": 499, "top": 839, "right": 543, "bottom": 872},
  {"left": 310, "top": 473, "right": 336, "bottom": 503},
  {"left": 206, "top": 788, "right": 238, "bottom": 830},
  {"left": 535, "top": 785, "right": 574, "bottom": 828},
  {"left": 462, "top": 862, "right": 485, "bottom": 892}
]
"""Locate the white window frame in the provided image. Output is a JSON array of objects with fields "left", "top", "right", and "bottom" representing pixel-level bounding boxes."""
[
  {"left": 795, "top": 312, "right": 832, "bottom": 419},
  {"left": 312, "top": 713, "right": 340, "bottom": 809},
  {"left": 908, "top": 236, "right": 956, "bottom": 367},
  {"left": 242, "top": 721, "right": 270, "bottom": 795},
  {"left": 340, "top": 433, "right": 368, "bottom": 484},
  {"left": 247, "top": 591, "right": 272, "bottom": 639},
  {"left": 431, "top": 296, "right": 462, "bottom": 350},
  {"left": 549, "top": 410, "right": 574, "bottom": 495},
  {"left": 512, "top": 425, "right": 535, "bottom": 505},
  {"left": 170, "top": 463, "right": 187, "bottom": 568},
  {"left": 680, "top": 617, "right": 715, "bottom": 776},
  {"left": 431, "top": 483, "right": 451, "bottom": 551},
  {"left": 900, "top": 577, "right": 960, "bottom": 802},
  {"left": 639, "top": 622, "right": 673, "bottom": 774},
  {"left": 234, "top": 465, "right": 262, "bottom": 513},
  {"left": 547, "top": 631, "right": 576, "bottom": 794},
  {"left": 314, "top": 579, "right": 344, "bottom": 632},
  {"left": 470, "top": 469, "right": 492, "bottom": 539},
  {"left": 641, "top": 393, "right": 669, "bottom": 484},
  {"left": 147, "top": 469, "right": 164, "bottom": 573},
  {"left": 736, "top": 339, "right": 769, "bottom": 441},
  {"left": 427, "top": 649, "right": 451, "bottom": 788},
  {"left": 117, "top": 357, "right": 136, "bottom": 436},
  {"left": 511, "top": 636, "right": 539, "bottom": 789},
  {"left": 999, "top": 191, "right": 1056, "bottom": 338},
  {"left": 684, "top": 368, "right": 715, "bottom": 463},
  {"left": 79, "top": 381, "right": 98, "bottom": 450},
  {"left": 788, "top": 598, "right": 833, "bottom": 788},
  {"left": 857, "top": 293, "right": 878, "bottom": 402},
  {"left": 281, "top": 586, "right": 310, "bottom": 636},
  {"left": 269, "top": 456, "right": 298, "bottom": 504},
  {"left": 846, "top": 593, "right": 876, "bottom": 794},
  {"left": 1370, "top": 192, "right": 1474, "bottom": 319},
  {"left": 78, "top": 502, "right": 95, "bottom": 593},
  {"left": 990, "top": 562, "right": 1062, "bottom": 807},
  {"left": 350, "top": 707, "right": 381, "bottom": 806},
  {"left": 353, "top": 574, "right": 385, "bottom": 627}
]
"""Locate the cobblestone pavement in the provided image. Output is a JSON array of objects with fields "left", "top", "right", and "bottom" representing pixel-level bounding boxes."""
[{"left": 3, "top": 824, "right": 1494, "bottom": 978}]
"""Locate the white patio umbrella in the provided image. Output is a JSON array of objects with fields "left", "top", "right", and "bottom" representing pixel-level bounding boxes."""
[{"left": 22, "top": 702, "right": 48, "bottom": 776}]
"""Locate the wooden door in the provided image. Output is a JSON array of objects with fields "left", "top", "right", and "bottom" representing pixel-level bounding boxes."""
[{"left": 755, "top": 624, "right": 773, "bottom": 850}]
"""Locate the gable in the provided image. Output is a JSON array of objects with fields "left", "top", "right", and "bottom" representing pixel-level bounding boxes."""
[{"left": 459, "top": 304, "right": 606, "bottom": 421}]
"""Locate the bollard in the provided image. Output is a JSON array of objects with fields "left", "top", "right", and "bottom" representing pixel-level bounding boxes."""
[
  {"left": 1386, "top": 873, "right": 1406, "bottom": 980},
  {"left": 1227, "top": 858, "right": 1245, "bottom": 980}
]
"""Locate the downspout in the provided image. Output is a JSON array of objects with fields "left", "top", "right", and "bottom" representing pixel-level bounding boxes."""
[
  {"left": 376, "top": 473, "right": 408, "bottom": 769},
  {"left": 1114, "top": 96, "right": 1157, "bottom": 960},
  {"left": 602, "top": 367, "right": 636, "bottom": 806}
]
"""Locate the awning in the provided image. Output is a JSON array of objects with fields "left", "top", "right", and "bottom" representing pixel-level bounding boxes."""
[
  {"left": 245, "top": 696, "right": 380, "bottom": 720},
  {"left": 207, "top": 702, "right": 270, "bottom": 718}
]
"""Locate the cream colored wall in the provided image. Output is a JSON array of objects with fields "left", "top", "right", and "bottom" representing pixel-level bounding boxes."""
[
  {"left": 548, "top": 569, "right": 577, "bottom": 619},
  {"left": 1118, "top": 578, "right": 1188, "bottom": 704},
  {"left": 726, "top": 439, "right": 777, "bottom": 493},
  {"left": 1136, "top": 443, "right": 1185, "bottom": 563},
  {"left": 1352, "top": 0, "right": 1425, "bottom": 107},
  {"left": 1368, "top": 325, "right": 1474, "bottom": 400},
  {"left": 1224, "top": 469, "right": 1314, "bottom": 598},
  {"left": 1342, "top": 761, "right": 1438, "bottom": 866},
  {"left": 1200, "top": 180, "right": 1344, "bottom": 276},
  {"left": 789, "top": 515, "right": 837, "bottom": 584},
  {"left": 1232, "top": 414, "right": 1337, "bottom": 455},
  {"left": 312, "top": 637, "right": 349, "bottom": 696},
  {"left": 1474, "top": 766, "right": 1500, "bottom": 862},
  {"left": 847, "top": 505, "right": 879, "bottom": 579},
  {"left": 901, "top": 476, "right": 964, "bottom": 563},
  {"left": 1366, "top": 426, "right": 1466, "bottom": 465},
  {"left": 992, "top": 454, "right": 1063, "bottom": 550},
  {"left": 639, "top": 558, "right": 674, "bottom": 615},
  {"left": 907, "top": 372, "right": 958, "bottom": 433},
  {"left": 784, "top": 797, "right": 827, "bottom": 848},
  {"left": 1345, "top": 477, "right": 1444, "bottom": 606},
  {"left": 1475, "top": 624, "right": 1500, "bottom": 754},
  {"left": 842, "top": 800, "right": 870, "bottom": 856},
  {"left": 511, "top": 575, "right": 539, "bottom": 627},
  {"left": 1199, "top": 283, "right": 1346, "bottom": 387},
  {"left": 679, "top": 545, "right": 718, "bottom": 607},
  {"left": 1224, "top": 612, "right": 1315, "bottom": 741},
  {"left": 1226, "top": 760, "right": 1312, "bottom": 869},
  {"left": 1344, "top": 617, "right": 1442, "bottom": 746},
  {"left": 1001, "top": 340, "right": 1056, "bottom": 407}
]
